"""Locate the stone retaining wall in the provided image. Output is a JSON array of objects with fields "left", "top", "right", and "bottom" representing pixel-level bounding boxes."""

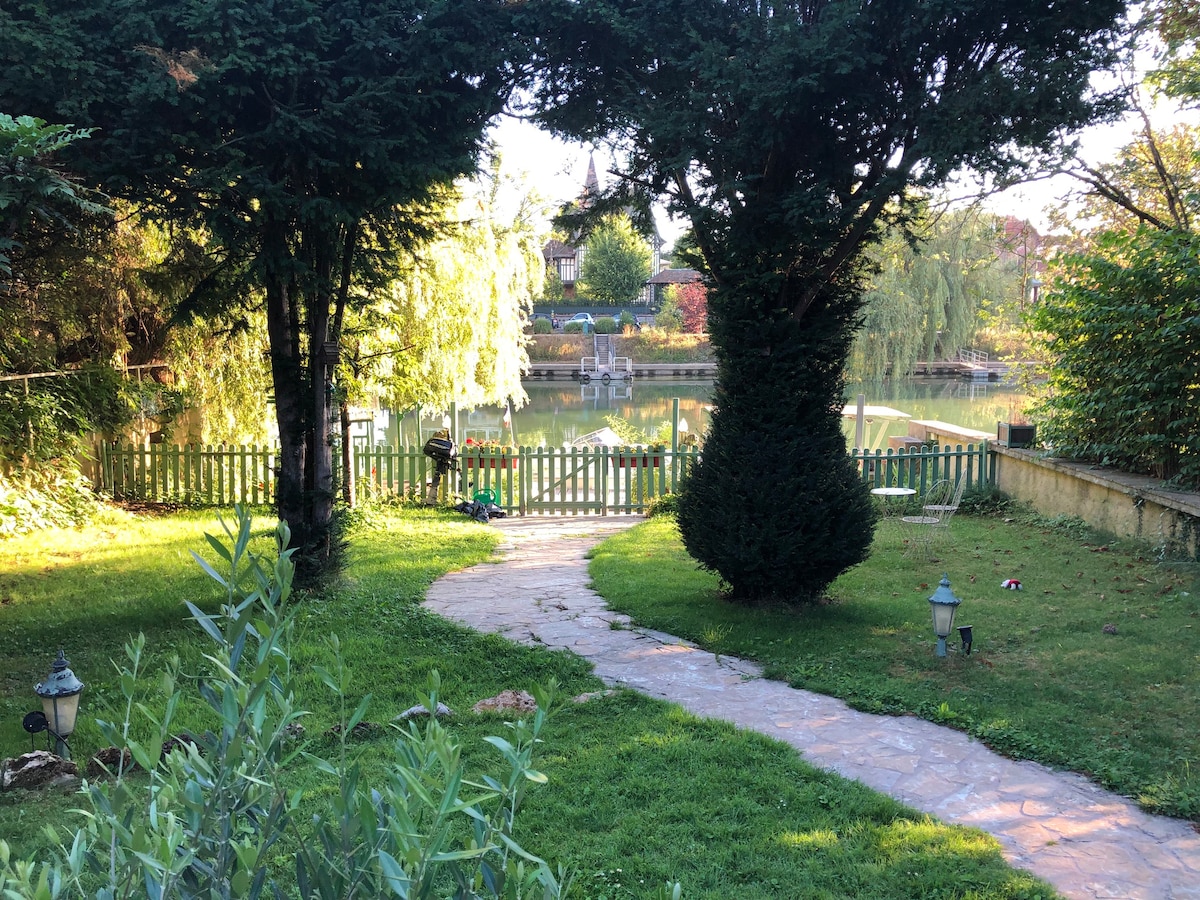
[{"left": 992, "top": 446, "right": 1200, "bottom": 559}]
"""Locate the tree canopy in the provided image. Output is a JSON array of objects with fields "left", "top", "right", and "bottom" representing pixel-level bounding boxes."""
[
  {"left": 1, "top": 0, "right": 526, "bottom": 569},
  {"left": 526, "top": 0, "right": 1126, "bottom": 602},
  {"left": 1027, "top": 7, "right": 1200, "bottom": 487},
  {"left": 577, "top": 214, "right": 651, "bottom": 305}
]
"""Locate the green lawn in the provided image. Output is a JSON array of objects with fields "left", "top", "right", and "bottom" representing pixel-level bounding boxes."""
[
  {"left": 588, "top": 510, "right": 1200, "bottom": 823},
  {"left": 0, "top": 505, "right": 1058, "bottom": 898}
]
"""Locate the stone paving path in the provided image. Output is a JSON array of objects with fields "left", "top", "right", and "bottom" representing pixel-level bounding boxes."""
[{"left": 424, "top": 517, "right": 1200, "bottom": 900}]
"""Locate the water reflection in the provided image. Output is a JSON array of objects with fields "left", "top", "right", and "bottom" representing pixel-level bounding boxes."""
[{"left": 362, "top": 377, "right": 1026, "bottom": 450}]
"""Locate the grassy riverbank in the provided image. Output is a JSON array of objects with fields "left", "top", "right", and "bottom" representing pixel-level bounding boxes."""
[
  {"left": 527, "top": 332, "right": 714, "bottom": 364},
  {"left": 1, "top": 505, "right": 1056, "bottom": 898}
]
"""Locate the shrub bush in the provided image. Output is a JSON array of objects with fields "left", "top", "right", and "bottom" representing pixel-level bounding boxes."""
[
  {"left": 594, "top": 316, "right": 618, "bottom": 334},
  {"left": 645, "top": 491, "right": 680, "bottom": 518},
  {"left": 563, "top": 321, "right": 584, "bottom": 334},
  {"left": 0, "top": 466, "right": 102, "bottom": 537},
  {"left": 618, "top": 310, "right": 636, "bottom": 330},
  {"left": 533, "top": 317, "right": 553, "bottom": 334},
  {"left": 1029, "top": 227, "right": 1200, "bottom": 487}
]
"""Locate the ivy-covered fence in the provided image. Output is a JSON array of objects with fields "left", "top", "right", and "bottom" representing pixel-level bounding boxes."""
[{"left": 98, "top": 442, "right": 988, "bottom": 514}]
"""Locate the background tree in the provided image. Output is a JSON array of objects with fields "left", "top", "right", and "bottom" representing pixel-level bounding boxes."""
[
  {"left": 1026, "top": 9, "right": 1200, "bottom": 487},
  {"left": 1057, "top": 120, "right": 1200, "bottom": 234},
  {"left": 653, "top": 296, "right": 683, "bottom": 332},
  {"left": 537, "top": 267, "right": 566, "bottom": 304},
  {"left": 1146, "top": 0, "right": 1200, "bottom": 100},
  {"left": 165, "top": 312, "right": 272, "bottom": 445},
  {"left": 1, "top": 0, "right": 523, "bottom": 573},
  {"left": 1028, "top": 228, "right": 1200, "bottom": 486},
  {"left": 665, "top": 281, "right": 709, "bottom": 334},
  {"left": 577, "top": 214, "right": 651, "bottom": 305},
  {"left": 850, "top": 206, "right": 1021, "bottom": 382},
  {"left": 333, "top": 161, "right": 543, "bottom": 501},
  {"left": 527, "top": 0, "right": 1125, "bottom": 603}
]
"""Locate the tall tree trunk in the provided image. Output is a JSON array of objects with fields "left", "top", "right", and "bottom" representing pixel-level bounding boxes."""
[
  {"left": 264, "top": 259, "right": 308, "bottom": 549},
  {"left": 308, "top": 340, "right": 332, "bottom": 561},
  {"left": 263, "top": 219, "right": 336, "bottom": 571}
]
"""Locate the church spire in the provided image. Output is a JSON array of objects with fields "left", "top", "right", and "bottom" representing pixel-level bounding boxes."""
[{"left": 581, "top": 153, "right": 600, "bottom": 206}]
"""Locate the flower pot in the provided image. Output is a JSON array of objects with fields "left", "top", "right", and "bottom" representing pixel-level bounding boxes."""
[
  {"left": 615, "top": 454, "right": 662, "bottom": 468},
  {"left": 465, "top": 455, "right": 516, "bottom": 470},
  {"left": 997, "top": 422, "right": 1036, "bottom": 448}
]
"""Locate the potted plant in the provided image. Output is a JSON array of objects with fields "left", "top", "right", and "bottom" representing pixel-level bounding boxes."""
[
  {"left": 997, "top": 403, "right": 1036, "bottom": 448},
  {"left": 462, "top": 438, "right": 517, "bottom": 469},
  {"left": 614, "top": 443, "right": 665, "bottom": 468}
]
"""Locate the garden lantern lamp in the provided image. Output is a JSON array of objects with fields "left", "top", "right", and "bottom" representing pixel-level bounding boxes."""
[
  {"left": 34, "top": 650, "right": 84, "bottom": 758},
  {"left": 928, "top": 575, "right": 962, "bottom": 658}
]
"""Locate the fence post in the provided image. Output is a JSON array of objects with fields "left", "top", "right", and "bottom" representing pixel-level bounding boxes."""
[
  {"left": 670, "top": 397, "right": 680, "bottom": 489},
  {"left": 519, "top": 446, "right": 527, "bottom": 516}
]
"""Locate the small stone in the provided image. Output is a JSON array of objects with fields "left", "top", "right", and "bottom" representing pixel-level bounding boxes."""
[
  {"left": 1103, "top": 623, "right": 1119, "bottom": 635},
  {"left": 472, "top": 690, "right": 537, "bottom": 714},
  {"left": 1, "top": 751, "right": 80, "bottom": 791},
  {"left": 394, "top": 702, "right": 454, "bottom": 722}
]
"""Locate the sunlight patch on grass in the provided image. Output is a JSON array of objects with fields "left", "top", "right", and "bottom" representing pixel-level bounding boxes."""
[{"left": 779, "top": 828, "right": 840, "bottom": 850}]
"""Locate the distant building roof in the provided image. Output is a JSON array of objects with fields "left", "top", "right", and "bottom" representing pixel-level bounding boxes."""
[
  {"left": 647, "top": 267, "right": 702, "bottom": 285},
  {"left": 543, "top": 239, "right": 577, "bottom": 260}
]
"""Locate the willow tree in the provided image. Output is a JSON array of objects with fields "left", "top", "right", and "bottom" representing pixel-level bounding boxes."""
[
  {"left": 850, "top": 207, "right": 1019, "bottom": 382},
  {"left": 526, "top": 0, "right": 1125, "bottom": 603},
  {"left": 341, "top": 163, "right": 543, "bottom": 411},
  {"left": 1, "top": 0, "right": 524, "bottom": 573},
  {"left": 331, "top": 165, "right": 544, "bottom": 502}
]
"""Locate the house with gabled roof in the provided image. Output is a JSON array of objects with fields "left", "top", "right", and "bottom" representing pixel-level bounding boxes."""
[{"left": 542, "top": 155, "right": 664, "bottom": 303}]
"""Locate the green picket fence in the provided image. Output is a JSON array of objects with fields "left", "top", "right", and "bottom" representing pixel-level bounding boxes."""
[
  {"left": 99, "top": 441, "right": 988, "bottom": 513},
  {"left": 851, "top": 443, "right": 990, "bottom": 494},
  {"left": 98, "top": 443, "right": 702, "bottom": 515},
  {"left": 100, "top": 442, "right": 278, "bottom": 506},
  {"left": 346, "top": 445, "right": 700, "bottom": 515}
]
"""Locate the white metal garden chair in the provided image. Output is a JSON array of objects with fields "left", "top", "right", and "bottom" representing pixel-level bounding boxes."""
[{"left": 901, "top": 474, "right": 967, "bottom": 558}]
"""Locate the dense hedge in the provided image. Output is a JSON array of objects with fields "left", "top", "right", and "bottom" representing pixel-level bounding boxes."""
[{"left": 1029, "top": 227, "right": 1200, "bottom": 488}]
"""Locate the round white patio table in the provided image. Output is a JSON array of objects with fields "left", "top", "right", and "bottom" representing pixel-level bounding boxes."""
[{"left": 870, "top": 486, "right": 916, "bottom": 516}]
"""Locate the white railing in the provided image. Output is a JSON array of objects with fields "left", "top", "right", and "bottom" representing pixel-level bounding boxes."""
[{"left": 957, "top": 348, "right": 989, "bottom": 365}]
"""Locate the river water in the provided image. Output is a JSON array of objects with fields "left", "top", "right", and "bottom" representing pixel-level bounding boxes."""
[{"left": 383, "top": 378, "right": 1026, "bottom": 451}]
